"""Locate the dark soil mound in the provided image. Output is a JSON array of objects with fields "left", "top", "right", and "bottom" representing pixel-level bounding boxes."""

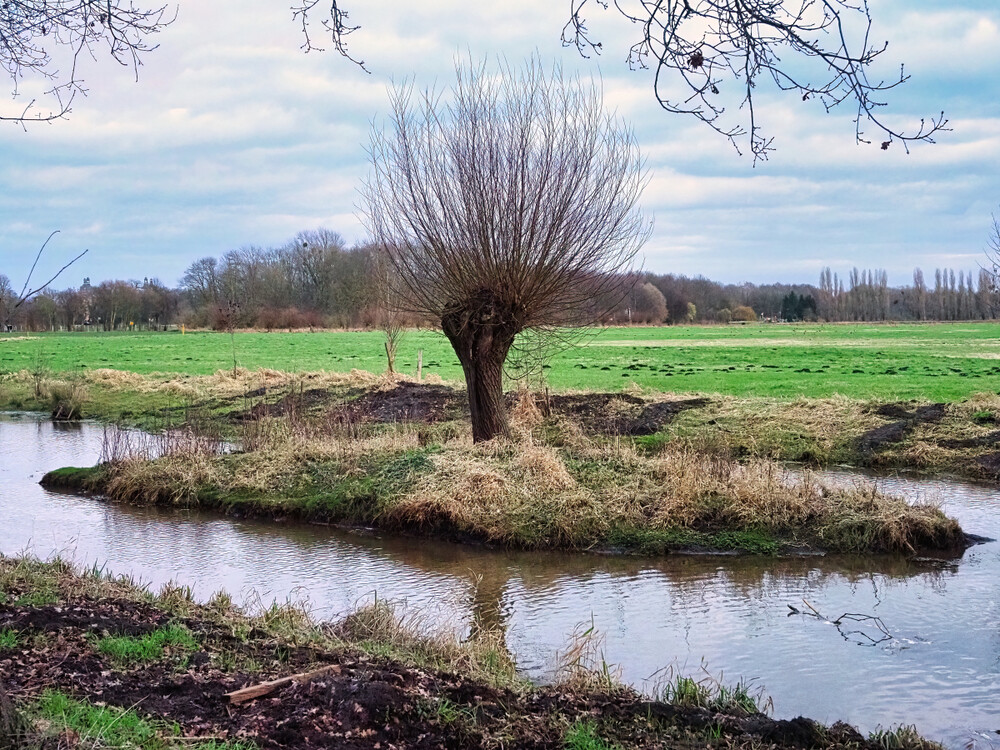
[
  {"left": 550, "top": 393, "right": 707, "bottom": 436},
  {"left": 0, "top": 599, "right": 167, "bottom": 637},
  {"left": 335, "top": 382, "right": 468, "bottom": 424},
  {"left": 238, "top": 387, "right": 338, "bottom": 421},
  {"left": 938, "top": 430, "right": 1000, "bottom": 450},
  {"left": 975, "top": 452, "right": 1000, "bottom": 479},
  {"left": 857, "top": 403, "right": 947, "bottom": 456},
  {"left": 235, "top": 381, "right": 708, "bottom": 437}
]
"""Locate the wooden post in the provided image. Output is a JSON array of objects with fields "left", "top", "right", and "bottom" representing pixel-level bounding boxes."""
[{"left": 417, "top": 349, "right": 423, "bottom": 381}]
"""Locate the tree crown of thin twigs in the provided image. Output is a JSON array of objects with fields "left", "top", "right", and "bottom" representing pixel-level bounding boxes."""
[{"left": 361, "top": 57, "right": 650, "bottom": 345}]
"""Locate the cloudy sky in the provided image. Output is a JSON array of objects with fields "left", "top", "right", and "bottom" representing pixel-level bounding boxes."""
[{"left": 2, "top": 0, "right": 999, "bottom": 290}]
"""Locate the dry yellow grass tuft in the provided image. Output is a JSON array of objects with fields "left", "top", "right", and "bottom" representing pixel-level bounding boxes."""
[
  {"left": 515, "top": 445, "right": 576, "bottom": 492},
  {"left": 509, "top": 388, "right": 544, "bottom": 431},
  {"left": 104, "top": 450, "right": 223, "bottom": 506}
]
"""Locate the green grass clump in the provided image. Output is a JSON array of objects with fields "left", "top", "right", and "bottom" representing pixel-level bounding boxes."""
[
  {"left": 0, "top": 628, "right": 20, "bottom": 649},
  {"left": 870, "top": 724, "right": 946, "bottom": 750},
  {"left": 33, "top": 690, "right": 163, "bottom": 747},
  {"left": 95, "top": 623, "right": 198, "bottom": 665},
  {"left": 15, "top": 589, "right": 59, "bottom": 607},
  {"left": 564, "top": 720, "right": 621, "bottom": 750},
  {"left": 659, "top": 674, "right": 769, "bottom": 716},
  {"left": 27, "top": 690, "right": 254, "bottom": 749},
  {"left": 39, "top": 465, "right": 106, "bottom": 491}
]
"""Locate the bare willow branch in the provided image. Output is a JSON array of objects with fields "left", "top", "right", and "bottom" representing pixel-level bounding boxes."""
[
  {"left": 290, "top": 0, "right": 367, "bottom": 71},
  {"left": 16, "top": 229, "right": 59, "bottom": 301},
  {"left": 562, "top": 0, "right": 948, "bottom": 161},
  {"left": 11, "top": 230, "right": 88, "bottom": 311},
  {"left": 3, "top": 232, "right": 88, "bottom": 329},
  {"left": 0, "top": 0, "right": 174, "bottom": 124},
  {"left": 14, "top": 248, "right": 88, "bottom": 310}
]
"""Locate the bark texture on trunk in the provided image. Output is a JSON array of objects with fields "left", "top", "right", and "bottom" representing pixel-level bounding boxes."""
[{"left": 442, "top": 295, "right": 520, "bottom": 443}]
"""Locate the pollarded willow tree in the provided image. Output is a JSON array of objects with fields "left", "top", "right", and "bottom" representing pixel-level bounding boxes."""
[{"left": 362, "top": 59, "right": 650, "bottom": 442}]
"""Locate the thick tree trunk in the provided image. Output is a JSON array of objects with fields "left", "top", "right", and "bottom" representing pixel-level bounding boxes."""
[{"left": 442, "top": 307, "right": 517, "bottom": 443}]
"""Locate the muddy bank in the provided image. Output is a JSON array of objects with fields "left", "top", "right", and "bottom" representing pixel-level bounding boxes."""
[{"left": 0, "top": 556, "right": 945, "bottom": 750}]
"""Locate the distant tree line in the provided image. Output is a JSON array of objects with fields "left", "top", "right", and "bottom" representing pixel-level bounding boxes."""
[
  {"left": 179, "top": 229, "right": 378, "bottom": 330},
  {"left": 0, "top": 274, "right": 178, "bottom": 332},
  {"left": 2, "top": 235, "right": 997, "bottom": 331},
  {"left": 632, "top": 266, "right": 998, "bottom": 324}
]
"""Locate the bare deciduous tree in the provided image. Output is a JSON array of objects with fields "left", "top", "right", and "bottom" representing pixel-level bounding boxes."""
[
  {"left": 362, "top": 59, "right": 649, "bottom": 442},
  {"left": 984, "top": 211, "right": 1000, "bottom": 317},
  {"left": 369, "top": 246, "right": 405, "bottom": 375}
]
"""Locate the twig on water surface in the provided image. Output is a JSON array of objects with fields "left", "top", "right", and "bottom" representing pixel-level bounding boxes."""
[{"left": 787, "top": 599, "right": 893, "bottom": 647}]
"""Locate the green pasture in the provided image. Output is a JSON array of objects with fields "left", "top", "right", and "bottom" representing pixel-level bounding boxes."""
[{"left": 3, "top": 322, "right": 1000, "bottom": 401}]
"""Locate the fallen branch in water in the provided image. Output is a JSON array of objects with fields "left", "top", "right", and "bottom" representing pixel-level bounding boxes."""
[{"left": 787, "top": 599, "right": 893, "bottom": 646}]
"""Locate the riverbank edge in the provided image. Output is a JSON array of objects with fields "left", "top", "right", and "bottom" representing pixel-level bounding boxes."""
[
  {"left": 4, "top": 366, "right": 1000, "bottom": 487},
  {"left": 40, "top": 460, "right": 970, "bottom": 558},
  {"left": 0, "top": 554, "right": 945, "bottom": 750}
]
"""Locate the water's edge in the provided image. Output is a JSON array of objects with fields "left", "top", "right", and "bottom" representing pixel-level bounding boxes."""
[{"left": 3, "top": 413, "right": 999, "bottom": 748}]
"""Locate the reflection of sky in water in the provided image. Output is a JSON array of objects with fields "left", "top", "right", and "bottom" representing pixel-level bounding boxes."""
[{"left": 2, "top": 413, "right": 999, "bottom": 749}]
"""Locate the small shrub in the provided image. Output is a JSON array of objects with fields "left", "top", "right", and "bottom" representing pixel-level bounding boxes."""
[{"left": 46, "top": 379, "right": 88, "bottom": 420}]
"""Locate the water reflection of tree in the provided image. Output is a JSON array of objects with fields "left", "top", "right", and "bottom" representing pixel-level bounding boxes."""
[{"left": 92, "top": 493, "right": 957, "bottom": 632}]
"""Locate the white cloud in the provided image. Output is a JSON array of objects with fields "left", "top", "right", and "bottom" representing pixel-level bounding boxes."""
[{"left": 0, "top": 0, "right": 998, "bottom": 288}]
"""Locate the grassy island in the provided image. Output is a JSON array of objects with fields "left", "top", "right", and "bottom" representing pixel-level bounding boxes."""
[{"left": 31, "top": 367, "right": 966, "bottom": 557}]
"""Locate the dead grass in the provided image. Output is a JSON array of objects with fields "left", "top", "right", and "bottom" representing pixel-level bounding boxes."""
[
  {"left": 43, "top": 378, "right": 88, "bottom": 420},
  {"left": 664, "top": 394, "right": 881, "bottom": 463},
  {"left": 90, "top": 410, "right": 964, "bottom": 554}
]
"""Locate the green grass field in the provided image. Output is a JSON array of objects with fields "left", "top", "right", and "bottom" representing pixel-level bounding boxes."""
[{"left": 3, "top": 322, "right": 1000, "bottom": 401}]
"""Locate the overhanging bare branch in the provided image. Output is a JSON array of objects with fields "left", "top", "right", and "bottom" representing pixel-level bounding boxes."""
[{"left": 562, "top": 0, "right": 948, "bottom": 162}]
